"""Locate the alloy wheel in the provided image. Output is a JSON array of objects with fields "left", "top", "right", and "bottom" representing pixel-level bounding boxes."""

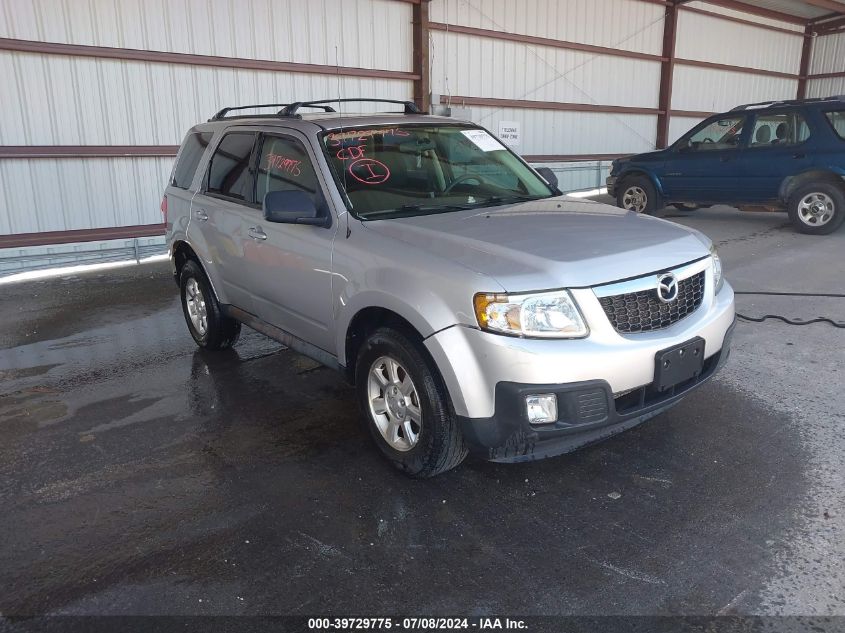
[
  {"left": 184, "top": 277, "right": 208, "bottom": 336},
  {"left": 797, "top": 192, "right": 835, "bottom": 227},
  {"left": 622, "top": 186, "right": 648, "bottom": 213},
  {"left": 367, "top": 356, "right": 422, "bottom": 452}
]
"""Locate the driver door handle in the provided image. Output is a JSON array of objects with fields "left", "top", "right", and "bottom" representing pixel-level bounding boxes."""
[
  {"left": 719, "top": 156, "right": 731, "bottom": 162},
  {"left": 792, "top": 152, "right": 805, "bottom": 159},
  {"left": 248, "top": 226, "right": 267, "bottom": 241},
  {"left": 193, "top": 209, "right": 208, "bottom": 222}
]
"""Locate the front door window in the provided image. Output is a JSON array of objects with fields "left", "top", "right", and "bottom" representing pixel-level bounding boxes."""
[{"left": 680, "top": 116, "right": 746, "bottom": 152}]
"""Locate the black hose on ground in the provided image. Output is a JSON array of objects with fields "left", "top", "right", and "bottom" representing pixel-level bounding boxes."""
[{"left": 733, "top": 290, "right": 845, "bottom": 328}]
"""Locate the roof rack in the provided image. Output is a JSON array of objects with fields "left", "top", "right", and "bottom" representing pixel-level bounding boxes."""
[
  {"left": 731, "top": 95, "right": 845, "bottom": 111},
  {"left": 279, "top": 98, "right": 421, "bottom": 117},
  {"left": 209, "top": 102, "right": 337, "bottom": 121}
]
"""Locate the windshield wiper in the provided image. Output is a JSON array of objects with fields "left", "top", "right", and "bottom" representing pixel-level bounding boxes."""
[
  {"left": 362, "top": 203, "right": 474, "bottom": 220},
  {"left": 475, "top": 194, "right": 549, "bottom": 206}
]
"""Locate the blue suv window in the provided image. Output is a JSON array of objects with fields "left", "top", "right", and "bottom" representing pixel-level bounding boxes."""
[
  {"left": 824, "top": 110, "right": 845, "bottom": 141},
  {"left": 749, "top": 112, "right": 810, "bottom": 147},
  {"left": 680, "top": 116, "right": 746, "bottom": 152}
]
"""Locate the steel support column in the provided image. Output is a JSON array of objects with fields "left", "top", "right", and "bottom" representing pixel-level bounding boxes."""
[
  {"left": 797, "top": 25, "right": 815, "bottom": 99},
  {"left": 656, "top": 2, "right": 679, "bottom": 149},
  {"left": 412, "top": 0, "right": 431, "bottom": 113}
]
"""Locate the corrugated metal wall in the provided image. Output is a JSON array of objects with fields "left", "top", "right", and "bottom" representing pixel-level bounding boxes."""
[
  {"left": 428, "top": 0, "right": 664, "bottom": 54},
  {"left": 0, "top": 0, "right": 832, "bottom": 273},
  {"left": 466, "top": 106, "right": 657, "bottom": 156},
  {"left": 671, "top": 66, "right": 797, "bottom": 115},
  {"left": 669, "top": 1, "right": 802, "bottom": 142},
  {"left": 431, "top": 33, "right": 661, "bottom": 109},
  {"left": 0, "top": 0, "right": 414, "bottom": 272},
  {"left": 676, "top": 5, "right": 802, "bottom": 73},
  {"left": 806, "top": 31, "right": 845, "bottom": 99},
  {"left": 0, "top": 157, "right": 173, "bottom": 234},
  {"left": 1, "top": 0, "right": 414, "bottom": 69},
  {"left": 682, "top": 1, "right": 803, "bottom": 33},
  {"left": 0, "top": 56, "right": 412, "bottom": 147},
  {"left": 427, "top": 0, "right": 808, "bottom": 150},
  {"left": 428, "top": 0, "right": 664, "bottom": 158}
]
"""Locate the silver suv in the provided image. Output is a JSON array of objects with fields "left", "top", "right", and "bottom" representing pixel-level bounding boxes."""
[{"left": 164, "top": 99, "right": 736, "bottom": 477}]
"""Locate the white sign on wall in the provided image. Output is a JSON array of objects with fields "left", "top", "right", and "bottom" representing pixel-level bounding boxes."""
[{"left": 498, "top": 121, "right": 521, "bottom": 147}]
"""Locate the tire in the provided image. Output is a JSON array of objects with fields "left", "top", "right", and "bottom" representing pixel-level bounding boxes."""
[
  {"left": 355, "top": 327, "right": 467, "bottom": 477},
  {"left": 617, "top": 176, "right": 660, "bottom": 214},
  {"left": 787, "top": 182, "right": 845, "bottom": 235},
  {"left": 179, "top": 259, "right": 241, "bottom": 350}
]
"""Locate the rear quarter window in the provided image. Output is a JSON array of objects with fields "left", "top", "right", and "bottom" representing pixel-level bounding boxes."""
[
  {"left": 172, "top": 131, "right": 213, "bottom": 189},
  {"left": 824, "top": 110, "right": 845, "bottom": 141}
]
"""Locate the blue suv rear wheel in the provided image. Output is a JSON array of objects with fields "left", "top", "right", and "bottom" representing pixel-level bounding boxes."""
[{"left": 787, "top": 182, "right": 845, "bottom": 235}]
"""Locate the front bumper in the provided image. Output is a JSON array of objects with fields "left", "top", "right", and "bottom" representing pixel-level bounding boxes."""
[
  {"left": 423, "top": 264, "right": 735, "bottom": 461},
  {"left": 457, "top": 319, "right": 734, "bottom": 462},
  {"left": 606, "top": 175, "right": 618, "bottom": 197}
]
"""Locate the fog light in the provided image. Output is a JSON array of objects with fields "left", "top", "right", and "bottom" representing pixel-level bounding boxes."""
[{"left": 526, "top": 394, "right": 558, "bottom": 425}]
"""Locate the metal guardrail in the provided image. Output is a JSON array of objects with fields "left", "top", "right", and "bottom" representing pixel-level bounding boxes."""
[
  {"left": 0, "top": 240, "right": 166, "bottom": 277},
  {"left": 542, "top": 160, "right": 612, "bottom": 194}
]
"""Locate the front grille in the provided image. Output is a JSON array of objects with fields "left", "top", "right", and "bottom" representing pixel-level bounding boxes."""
[{"left": 599, "top": 271, "right": 705, "bottom": 333}]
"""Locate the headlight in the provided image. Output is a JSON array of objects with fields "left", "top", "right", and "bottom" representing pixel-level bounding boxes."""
[
  {"left": 710, "top": 244, "right": 724, "bottom": 294},
  {"left": 473, "top": 290, "right": 588, "bottom": 338}
]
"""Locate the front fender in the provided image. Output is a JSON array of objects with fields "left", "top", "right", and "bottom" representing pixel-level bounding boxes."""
[
  {"left": 334, "top": 285, "right": 465, "bottom": 368},
  {"left": 332, "top": 225, "right": 505, "bottom": 367},
  {"left": 618, "top": 167, "right": 665, "bottom": 197}
]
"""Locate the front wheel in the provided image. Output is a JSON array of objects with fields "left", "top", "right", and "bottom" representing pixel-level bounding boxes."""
[
  {"left": 787, "top": 183, "right": 845, "bottom": 235},
  {"left": 355, "top": 327, "right": 467, "bottom": 477},
  {"left": 617, "top": 176, "right": 660, "bottom": 214}
]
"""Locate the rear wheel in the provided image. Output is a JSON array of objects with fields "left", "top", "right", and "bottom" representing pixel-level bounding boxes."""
[
  {"left": 179, "top": 260, "right": 241, "bottom": 350},
  {"left": 617, "top": 176, "right": 660, "bottom": 214},
  {"left": 355, "top": 327, "right": 467, "bottom": 477},
  {"left": 787, "top": 182, "right": 845, "bottom": 235}
]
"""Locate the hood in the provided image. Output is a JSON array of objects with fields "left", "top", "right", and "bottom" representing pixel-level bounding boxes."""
[
  {"left": 362, "top": 197, "right": 711, "bottom": 291},
  {"left": 614, "top": 149, "right": 667, "bottom": 168}
]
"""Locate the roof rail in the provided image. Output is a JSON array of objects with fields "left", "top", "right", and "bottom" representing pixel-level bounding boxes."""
[
  {"left": 279, "top": 98, "right": 421, "bottom": 117},
  {"left": 731, "top": 95, "right": 845, "bottom": 111},
  {"left": 209, "top": 102, "right": 337, "bottom": 121}
]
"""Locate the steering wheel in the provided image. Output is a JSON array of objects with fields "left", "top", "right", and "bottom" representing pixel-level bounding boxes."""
[
  {"left": 701, "top": 137, "right": 714, "bottom": 144},
  {"left": 444, "top": 173, "right": 487, "bottom": 194}
]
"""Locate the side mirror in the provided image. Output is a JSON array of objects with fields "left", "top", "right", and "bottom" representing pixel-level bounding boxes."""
[
  {"left": 535, "top": 167, "right": 560, "bottom": 192},
  {"left": 263, "top": 190, "right": 327, "bottom": 226}
]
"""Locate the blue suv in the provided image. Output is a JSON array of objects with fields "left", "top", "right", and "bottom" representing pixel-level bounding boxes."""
[{"left": 607, "top": 96, "right": 845, "bottom": 235}]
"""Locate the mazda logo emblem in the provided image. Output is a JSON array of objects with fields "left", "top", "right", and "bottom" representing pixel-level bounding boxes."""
[{"left": 657, "top": 273, "right": 679, "bottom": 303}]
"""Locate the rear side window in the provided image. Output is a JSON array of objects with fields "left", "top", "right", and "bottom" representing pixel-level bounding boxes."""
[
  {"left": 824, "top": 110, "right": 845, "bottom": 141},
  {"left": 749, "top": 111, "right": 810, "bottom": 147},
  {"left": 172, "top": 131, "right": 213, "bottom": 189},
  {"left": 206, "top": 132, "right": 257, "bottom": 202},
  {"left": 256, "top": 135, "right": 320, "bottom": 205}
]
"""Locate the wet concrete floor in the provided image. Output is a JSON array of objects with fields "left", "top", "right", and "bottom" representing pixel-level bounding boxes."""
[{"left": 1, "top": 205, "right": 843, "bottom": 616}]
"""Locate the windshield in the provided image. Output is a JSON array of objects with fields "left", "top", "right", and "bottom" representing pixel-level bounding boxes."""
[{"left": 322, "top": 125, "right": 554, "bottom": 219}]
